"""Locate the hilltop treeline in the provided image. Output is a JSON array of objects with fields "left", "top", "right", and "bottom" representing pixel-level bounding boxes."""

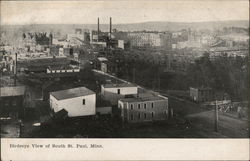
[
  {"left": 186, "top": 53, "right": 248, "bottom": 101},
  {"left": 112, "top": 52, "right": 248, "bottom": 101}
]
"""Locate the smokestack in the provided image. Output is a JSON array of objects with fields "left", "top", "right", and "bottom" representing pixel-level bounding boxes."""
[
  {"left": 14, "top": 53, "right": 17, "bottom": 86},
  {"left": 97, "top": 17, "right": 99, "bottom": 42},
  {"left": 110, "top": 17, "right": 112, "bottom": 39}
]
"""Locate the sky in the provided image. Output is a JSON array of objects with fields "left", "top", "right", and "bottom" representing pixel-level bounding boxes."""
[{"left": 1, "top": 0, "right": 249, "bottom": 25}]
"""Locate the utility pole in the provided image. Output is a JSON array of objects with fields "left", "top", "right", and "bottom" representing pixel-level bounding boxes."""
[
  {"left": 14, "top": 52, "right": 17, "bottom": 86},
  {"left": 97, "top": 17, "right": 99, "bottom": 42},
  {"left": 109, "top": 17, "right": 112, "bottom": 40},
  {"left": 214, "top": 100, "right": 219, "bottom": 132}
]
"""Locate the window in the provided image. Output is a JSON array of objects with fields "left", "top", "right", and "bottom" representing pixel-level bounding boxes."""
[
  {"left": 138, "top": 104, "right": 140, "bottom": 109},
  {"left": 117, "top": 89, "right": 120, "bottom": 94},
  {"left": 130, "top": 104, "right": 133, "bottom": 110},
  {"left": 82, "top": 99, "right": 85, "bottom": 105},
  {"left": 151, "top": 102, "right": 154, "bottom": 108},
  {"left": 144, "top": 113, "right": 147, "bottom": 119},
  {"left": 151, "top": 112, "right": 154, "bottom": 118},
  {"left": 138, "top": 113, "right": 141, "bottom": 119},
  {"left": 144, "top": 103, "right": 147, "bottom": 109}
]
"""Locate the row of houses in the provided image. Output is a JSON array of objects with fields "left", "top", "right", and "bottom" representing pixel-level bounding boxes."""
[{"left": 49, "top": 83, "right": 169, "bottom": 123}]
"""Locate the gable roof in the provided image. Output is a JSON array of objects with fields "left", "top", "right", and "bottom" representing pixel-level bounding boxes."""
[
  {"left": 50, "top": 87, "right": 95, "bottom": 100},
  {"left": 0, "top": 86, "right": 25, "bottom": 97}
]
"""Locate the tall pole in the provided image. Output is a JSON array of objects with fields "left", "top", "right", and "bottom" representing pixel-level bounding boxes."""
[
  {"left": 97, "top": 17, "right": 99, "bottom": 42},
  {"left": 214, "top": 100, "right": 218, "bottom": 132},
  {"left": 110, "top": 17, "right": 112, "bottom": 39}
]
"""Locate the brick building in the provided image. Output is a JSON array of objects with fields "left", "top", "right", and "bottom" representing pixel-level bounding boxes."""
[{"left": 118, "top": 95, "right": 168, "bottom": 123}]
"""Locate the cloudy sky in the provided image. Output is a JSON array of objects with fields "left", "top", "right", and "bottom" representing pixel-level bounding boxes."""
[{"left": 1, "top": 0, "right": 249, "bottom": 25}]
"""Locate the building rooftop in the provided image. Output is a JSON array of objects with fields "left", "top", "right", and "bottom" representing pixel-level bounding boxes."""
[
  {"left": 18, "top": 56, "right": 70, "bottom": 68},
  {"left": 119, "top": 96, "right": 167, "bottom": 103},
  {"left": 102, "top": 83, "right": 137, "bottom": 88},
  {"left": 0, "top": 86, "right": 25, "bottom": 97},
  {"left": 50, "top": 87, "right": 95, "bottom": 100},
  {"left": 97, "top": 57, "right": 108, "bottom": 62},
  {"left": 190, "top": 87, "right": 212, "bottom": 90}
]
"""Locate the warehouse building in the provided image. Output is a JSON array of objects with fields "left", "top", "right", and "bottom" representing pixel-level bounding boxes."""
[{"left": 50, "top": 87, "right": 96, "bottom": 117}]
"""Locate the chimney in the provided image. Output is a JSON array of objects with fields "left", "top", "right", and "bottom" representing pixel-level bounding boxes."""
[
  {"left": 97, "top": 17, "right": 100, "bottom": 42},
  {"left": 110, "top": 17, "right": 112, "bottom": 39}
]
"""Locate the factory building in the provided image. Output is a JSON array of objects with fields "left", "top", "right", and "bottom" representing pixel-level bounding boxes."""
[
  {"left": 128, "top": 32, "right": 162, "bottom": 47},
  {"left": 50, "top": 87, "right": 96, "bottom": 117},
  {"left": 90, "top": 17, "right": 126, "bottom": 49},
  {"left": 112, "top": 31, "right": 172, "bottom": 49},
  {"left": 18, "top": 56, "right": 80, "bottom": 76}
]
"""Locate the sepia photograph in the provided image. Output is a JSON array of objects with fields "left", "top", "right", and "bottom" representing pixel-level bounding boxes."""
[{"left": 0, "top": 0, "right": 249, "bottom": 141}]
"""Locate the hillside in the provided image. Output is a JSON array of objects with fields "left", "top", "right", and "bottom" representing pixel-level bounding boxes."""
[{"left": 1, "top": 20, "right": 249, "bottom": 32}]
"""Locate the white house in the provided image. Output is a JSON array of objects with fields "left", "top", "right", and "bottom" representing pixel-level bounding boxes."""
[
  {"left": 101, "top": 83, "right": 138, "bottom": 105},
  {"left": 50, "top": 87, "right": 96, "bottom": 117}
]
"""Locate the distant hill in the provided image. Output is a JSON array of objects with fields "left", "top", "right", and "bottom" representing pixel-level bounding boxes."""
[
  {"left": 1, "top": 20, "right": 249, "bottom": 38},
  {"left": 114, "top": 20, "right": 249, "bottom": 32}
]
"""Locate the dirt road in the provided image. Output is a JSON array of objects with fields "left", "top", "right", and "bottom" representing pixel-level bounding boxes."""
[{"left": 187, "top": 110, "right": 249, "bottom": 138}]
